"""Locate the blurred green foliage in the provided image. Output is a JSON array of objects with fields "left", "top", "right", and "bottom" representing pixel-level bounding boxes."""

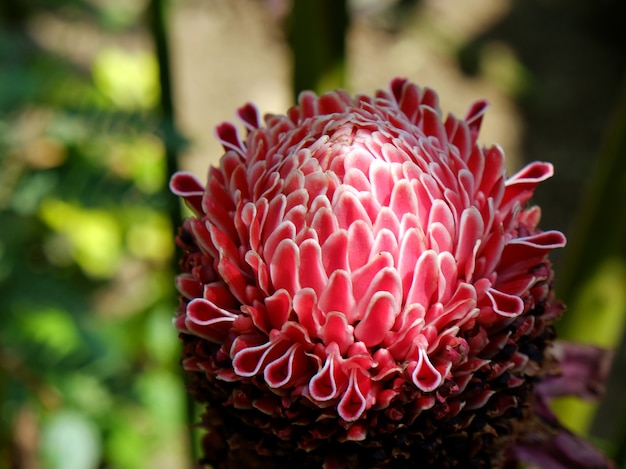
[{"left": 0, "top": 1, "right": 189, "bottom": 468}]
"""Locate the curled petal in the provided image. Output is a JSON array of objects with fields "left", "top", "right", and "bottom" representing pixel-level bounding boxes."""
[
  {"left": 169, "top": 172, "right": 205, "bottom": 216},
  {"left": 338, "top": 368, "right": 370, "bottom": 422},
  {"left": 465, "top": 99, "right": 488, "bottom": 141},
  {"left": 215, "top": 122, "right": 245, "bottom": 156},
  {"left": 264, "top": 344, "right": 314, "bottom": 389},
  {"left": 486, "top": 287, "right": 525, "bottom": 318},
  {"left": 175, "top": 273, "right": 202, "bottom": 299},
  {"left": 233, "top": 339, "right": 289, "bottom": 378},
  {"left": 408, "top": 346, "right": 443, "bottom": 392},
  {"left": 502, "top": 161, "right": 554, "bottom": 211},
  {"left": 183, "top": 298, "right": 237, "bottom": 343},
  {"left": 309, "top": 343, "right": 344, "bottom": 402},
  {"left": 237, "top": 102, "right": 260, "bottom": 131},
  {"left": 499, "top": 231, "right": 567, "bottom": 282}
]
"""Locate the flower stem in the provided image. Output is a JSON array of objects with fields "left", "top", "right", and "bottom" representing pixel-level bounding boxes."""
[
  {"left": 287, "top": 0, "right": 349, "bottom": 99},
  {"left": 146, "top": 0, "right": 196, "bottom": 466}
]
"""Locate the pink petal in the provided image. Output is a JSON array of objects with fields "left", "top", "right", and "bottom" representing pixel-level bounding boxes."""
[
  {"left": 394, "top": 78, "right": 421, "bottom": 122},
  {"left": 486, "top": 287, "right": 525, "bottom": 318},
  {"left": 370, "top": 228, "right": 399, "bottom": 264},
  {"left": 215, "top": 122, "right": 245, "bottom": 156},
  {"left": 409, "top": 347, "right": 443, "bottom": 392},
  {"left": 427, "top": 199, "right": 455, "bottom": 235},
  {"left": 369, "top": 159, "right": 394, "bottom": 205},
  {"left": 477, "top": 145, "right": 505, "bottom": 202},
  {"left": 264, "top": 344, "right": 312, "bottom": 389},
  {"left": 338, "top": 369, "right": 369, "bottom": 422},
  {"left": 465, "top": 389, "right": 496, "bottom": 410},
  {"left": 372, "top": 207, "right": 400, "bottom": 239},
  {"left": 169, "top": 172, "right": 204, "bottom": 216},
  {"left": 304, "top": 170, "right": 332, "bottom": 199},
  {"left": 475, "top": 229, "right": 505, "bottom": 278},
  {"left": 244, "top": 250, "right": 270, "bottom": 295},
  {"left": 319, "top": 269, "right": 355, "bottom": 320},
  {"left": 436, "top": 251, "right": 458, "bottom": 304},
  {"left": 269, "top": 239, "right": 300, "bottom": 295},
  {"left": 322, "top": 230, "right": 350, "bottom": 275},
  {"left": 236, "top": 102, "right": 260, "bottom": 131},
  {"left": 351, "top": 252, "right": 395, "bottom": 304},
  {"left": 311, "top": 206, "right": 338, "bottom": 246},
  {"left": 498, "top": 230, "right": 567, "bottom": 281},
  {"left": 263, "top": 220, "right": 296, "bottom": 266},
  {"left": 208, "top": 223, "right": 240, "bottom": 265},
  {"left": 203, "top": 282, "right": 238, "bottom": 308},
  {"left": 334, "top": 188, "right": 371, "bottom": 229},
  {"left": 502, "top": 161, "right": 554, "bottom": 211},
  {"left": 389, "top": 179, "right": 418, "bottom": 218},
  {"left": 175, "top": 273, "right": 202, "bottom": 299},
  {"left": 318, "top": 91, "right": 349, "bottom": 115},
  {"left": 445, "top": 114, "right": 472, "bottom": 161},
  {"left": 202, "top": 196, "right": 237, "bottom": 240},
  {"left": 405, "top": 250, "right": 439, "bottom": 308},
  {"left": 293, "top": 288, "right": 323, "bottom": 338},
  {"left": 455, "top": 206, "right": 484, "bottom": 281},
  {"left": 184, "top": 298, "right": 237, "bottom": 343},
  {"left": 232, "top": 339, "right": 289, "bottom": 377},
  {"left": 386, "top": 315, "right": 425, "bottom": 360},
  {"left": 347, "top": 219, "right": 374, "bottom": 271},
  {"left": 344, "top": 147, "right": 374, "bottom": 176},
  {"left": 398, "top": 226, "right": 427, "bottom": 298},
  {"left": 343, "top": 167, "right": 371, "bottom": 192},
  {"left": 216, "top": 255, "right": 249, "bottom": 304},
  {"left": 264, "top": 289, "right": 292, "bottom": 331},
  {"left": 263, "top": 195, "right": 288, "bottom": 243},
  {"left": 320, "top": 311, "right": 354, "bottom": 354},
  {"left": 428, "top": 222, "right": 453, "bottom": 253},
  {"left": 354, "top": 291, "right": 397, "bottom": 347},
  {"left": 309, "top": 343, "right": 344, "bottom": 401},
  {"left": 464, "top": 100, "right": 488, "bottom": 141},
  {"left": 298, "top": 238, "right": 327, "bottom": 297},
  {"left": 356, "top": 267, "right": 402, "bottom": 322}
]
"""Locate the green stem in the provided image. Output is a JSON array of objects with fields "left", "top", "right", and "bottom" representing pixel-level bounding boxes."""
[
  {"left": 146, "top": 0, "right": 196, "bottom": 465},
  {"left": 288, "top": 0, "right": 349, "bottom": 99}
]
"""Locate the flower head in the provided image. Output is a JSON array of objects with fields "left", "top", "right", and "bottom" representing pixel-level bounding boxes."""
[{"left": 171, "top": 78, "right": 566, "bottom": 467}]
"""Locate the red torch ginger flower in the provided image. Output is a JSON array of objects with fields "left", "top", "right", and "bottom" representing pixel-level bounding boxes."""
[{"left": 171, "top": 78, "right": 568, "bottom": 467}]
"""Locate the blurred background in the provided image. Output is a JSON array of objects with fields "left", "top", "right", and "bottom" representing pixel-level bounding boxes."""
[{"left": 0, "top": 0, "right": 625, "bottom": 467}]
